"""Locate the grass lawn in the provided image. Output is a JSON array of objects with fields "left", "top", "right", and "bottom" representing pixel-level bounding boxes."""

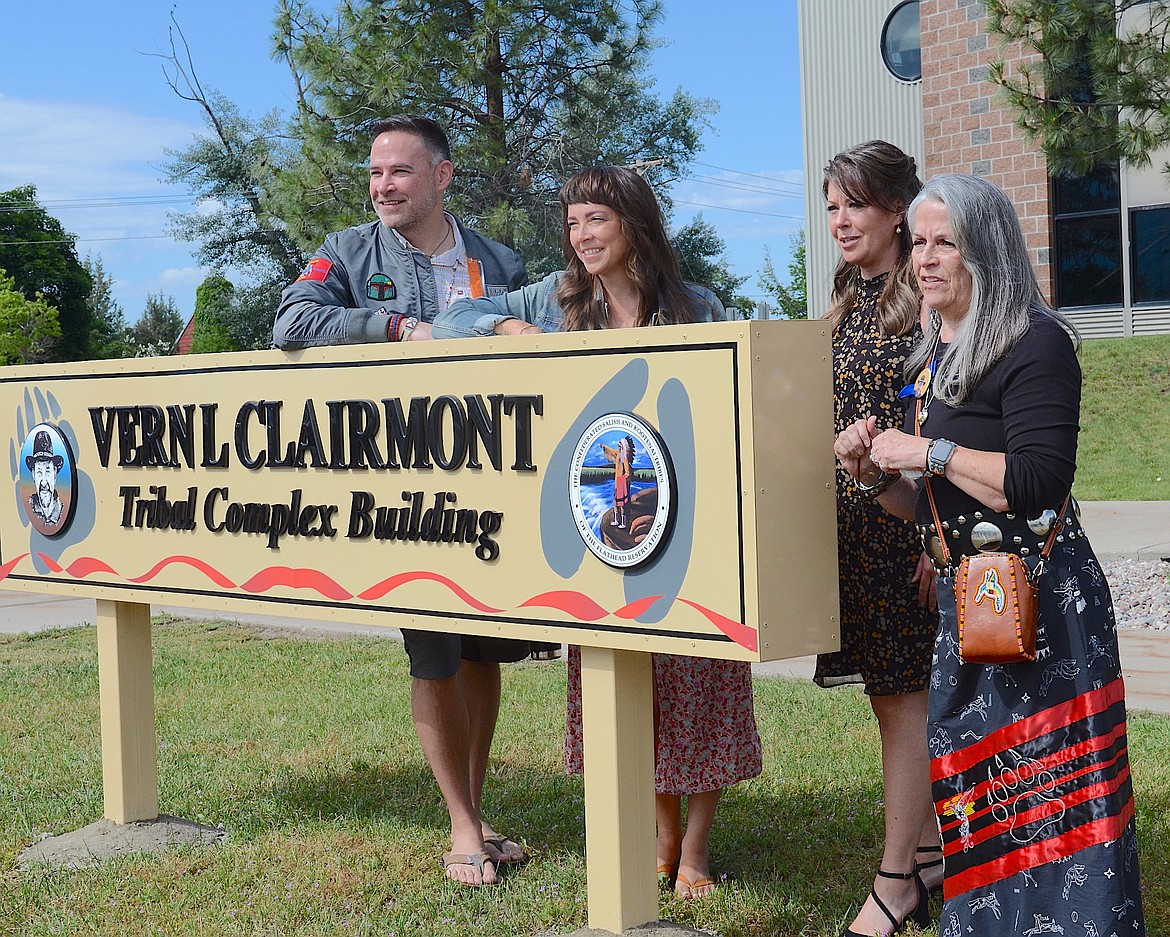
[
  {"left": 2, "top": 619, "right": 1168, "bottom": 936},
  {"left": 1078, "top": 333, "right": 1170, "bottom": 501}
]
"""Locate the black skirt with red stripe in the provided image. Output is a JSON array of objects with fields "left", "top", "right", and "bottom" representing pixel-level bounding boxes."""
[{"left": 928, "top": 535, "right": 1146, "bottom": 936}]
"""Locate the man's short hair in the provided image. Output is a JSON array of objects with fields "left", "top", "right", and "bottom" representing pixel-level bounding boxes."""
[{"left": 368, "top": 115, "right": 452, "bottom": 166}]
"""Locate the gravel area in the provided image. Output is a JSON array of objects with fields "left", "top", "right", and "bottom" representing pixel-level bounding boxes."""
[{"left": 1104, "top": 559, "right": 1170, "bottom": 630}]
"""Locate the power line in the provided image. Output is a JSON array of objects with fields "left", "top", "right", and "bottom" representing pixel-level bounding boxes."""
[
  {"left": 673, "top": 199, "right": 805, "bottom": 221},
  {"left": 0, "top": 235, "right": 176, "bottom": 246},
  {"left": 0, "top": 195, "right": 195, "bottom": 213},
  {"left": 692, "top": 160, "right": 805, "bottom": 192},
  {"left": 683, "top": 172, "right": 804, "bottom": 199}
]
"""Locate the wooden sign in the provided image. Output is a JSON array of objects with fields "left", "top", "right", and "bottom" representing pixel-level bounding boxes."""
[{"left": 0, "top": 320, "right": 839, "bottom": 662}]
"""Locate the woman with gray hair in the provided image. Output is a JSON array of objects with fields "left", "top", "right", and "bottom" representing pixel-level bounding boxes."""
[{"left": 835, "top": 174, "right": 1146, "bottom": 936}]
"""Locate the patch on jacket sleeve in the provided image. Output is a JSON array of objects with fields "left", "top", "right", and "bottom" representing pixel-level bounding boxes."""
[{"left": 296, "top": 257, "right": 334, "bottom": 283}]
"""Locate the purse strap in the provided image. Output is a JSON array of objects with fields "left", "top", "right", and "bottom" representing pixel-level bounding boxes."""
[{"left": 914, "top": 397, "right": 1070, "bottom": 577}]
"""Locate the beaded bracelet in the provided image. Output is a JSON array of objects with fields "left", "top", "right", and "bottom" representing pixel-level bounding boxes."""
[{"left": 387, "top": 312, "right": 403, "bottom": 342}]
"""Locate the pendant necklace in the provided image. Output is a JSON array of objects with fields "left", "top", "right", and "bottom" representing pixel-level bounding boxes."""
[
  {"left": 897, "top": 312, "right": 942, "bottom": 424},
  {"left": 911, "top": 328, "right": 942, "bottom": 425}
]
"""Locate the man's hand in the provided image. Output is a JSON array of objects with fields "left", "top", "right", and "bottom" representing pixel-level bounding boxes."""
[{"left": 407, "top": 321, "right": 433, "bottom": 341}]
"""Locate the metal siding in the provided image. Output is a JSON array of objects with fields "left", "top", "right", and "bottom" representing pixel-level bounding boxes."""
[
  {"left": 1066, "top": 309, "right": 1128, "bottom": 341},
  {"left": 798, "top": 0, "right": 924, "bottom": 320},
  {"left": 1134, "top": 307, "right": 1170, "bottom": 335}
]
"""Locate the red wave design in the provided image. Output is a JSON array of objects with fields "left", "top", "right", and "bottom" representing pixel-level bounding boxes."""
[
  {"left": 128, "top": 556, "right": 237, "bottom": 588},
  {"left": 613, "top": 595, "right": 664, "bottom": 619},
  {"left": 0, "top": 553, "right": 30, "bottom": 582},
  {"left": 65, "top": 557, "right": 119, "bottom": 578},
  {"left": 359, "top": 571, "right": 504, "bottom": 613},
  {"left": 10, "top": 550, "right": 753, "bottom": 651},
  {"left": 519, "top": 591, "right": 610, "bottom": 621},
  {"left": 241, "top": 567, "right": 352, "bottom": 600},
  {"left": 34, "top": 553, "right": 63, "bottom": 573},
  {"left": 674, "top": 598, "right": 758, "bottom": 652}
]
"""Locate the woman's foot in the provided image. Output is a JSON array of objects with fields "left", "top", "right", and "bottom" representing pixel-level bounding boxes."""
[
  {"left": 843, "top": 869, "right": 928, "bottom": 936},
  {"left": 675, "top": 866, "right": 718, "bottom": 899},
  {"left": 914, "top": 845, "right": 944, "bottom": 895}
]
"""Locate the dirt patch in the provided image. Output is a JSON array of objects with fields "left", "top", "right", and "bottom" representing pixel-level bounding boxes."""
[{"left": 16, "top": 815, "right": 226, "bottom": 871}]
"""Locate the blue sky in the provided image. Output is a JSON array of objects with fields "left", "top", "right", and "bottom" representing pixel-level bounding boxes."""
[{"left": 0, "top": 1, "right": 803, "bottom": 324}]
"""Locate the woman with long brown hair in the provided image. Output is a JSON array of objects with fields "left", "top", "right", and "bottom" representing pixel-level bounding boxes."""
[
  {"left": 816, "top": 141, "right": 941, "bottom": 937},
  {"left": 434, "top": 166, "right": 761, "bottom": 899}
]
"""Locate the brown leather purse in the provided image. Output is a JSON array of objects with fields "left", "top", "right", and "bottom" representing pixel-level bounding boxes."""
[{"left": 924, "top": 477, "right": 1068, "bottom": 664}]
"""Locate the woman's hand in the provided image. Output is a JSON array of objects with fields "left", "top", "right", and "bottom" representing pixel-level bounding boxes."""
[
  {"left": 834, "top": 416, "right": 881, "bottom": 481},
  {"left": 913, "top": 550, "right": 938, "bottom": 611},
  {"left": 867, "top": 428, "right": 929, "bottom": 477},
  {"left": 493, "top": 318, "right": 543, "bottom": 336}
]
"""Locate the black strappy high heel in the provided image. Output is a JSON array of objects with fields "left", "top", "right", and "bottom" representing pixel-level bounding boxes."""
[
  {"left": 841, "top": 868, "right": 931, "bottom": 937},
  {"left": 915, "top": 845, "right": 944, "bottom": 896}
]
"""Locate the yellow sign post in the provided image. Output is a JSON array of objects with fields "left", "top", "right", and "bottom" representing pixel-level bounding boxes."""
[{"left": 1, "top": 320, "right": 839, "bottom": 932}]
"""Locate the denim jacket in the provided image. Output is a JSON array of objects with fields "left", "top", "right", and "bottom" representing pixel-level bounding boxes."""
[{"left": 431, "top": 271, "right": 726, "bottom": 339}]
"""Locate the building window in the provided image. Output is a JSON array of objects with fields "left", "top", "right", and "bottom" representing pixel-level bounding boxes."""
[
  {"left": 880, "top": 1, "right": 921, "bottom": 82},
  {"left": 1051, "top": 165, "right": 1123, "bottom": 308},
  {"left": 1131, "top": 205, "right": 1170, "bottom": 305}
]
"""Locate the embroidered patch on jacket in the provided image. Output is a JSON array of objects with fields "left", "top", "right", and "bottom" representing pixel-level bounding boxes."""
[
  {"left": 366, "top": 273, "right": 397, "bottom": 301},
  {"left": 296, "top": 258, "right": 333, "bottom": 282}
]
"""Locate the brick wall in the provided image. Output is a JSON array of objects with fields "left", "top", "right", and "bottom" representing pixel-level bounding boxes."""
[{"left": 919, "top": 0, "right": 1053, "bottom": 301}]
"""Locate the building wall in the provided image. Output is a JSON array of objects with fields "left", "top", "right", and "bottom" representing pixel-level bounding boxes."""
[
  {"left": 919, "top": 0, "right": 1054, "bottom": 303},
  {"left": 800, "top": 0, "right": 1170, "bottom": 337},
  {"left": 797, "top": 0, "right": 925, "bottom": 318}
]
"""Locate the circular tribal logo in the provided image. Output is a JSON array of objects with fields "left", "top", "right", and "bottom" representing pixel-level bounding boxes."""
[
  {"left": 18, "top": 422, "right": 77, "bottom": 537},
  {"left": 567, "top": 411, "right": 676, "bottom": 569}
]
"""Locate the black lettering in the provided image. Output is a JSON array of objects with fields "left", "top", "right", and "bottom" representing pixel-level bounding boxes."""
[
  {"left": 118, "top": 486, "right": 140, "bottom": 526},
  {"left": 504, "top": 395, "right": 542, "bottom": 471},
  {"left": 348, "top": 491, "right": 375, "bottom": 538},
  {"left": 235, "top": 401, "right": 264, "bottom": 469},
  {"left": 116, "top": 407, "right": 140, "bottom": 466},
  {"left": 90, "top": 408, "right": 117, "bottom": 468},
  {"left": 476, "top": 511, "right": 503, "bottom": 561},
  {"left": 347, "top": 400, "right": 385, "bottom": 469},
  {"left": 428, "top": 396, "right": 466, "bottom": 470},
  {"left": 326, "top": 400, "right": 347, "bottom": 469},
  {"left": 201, "top": 403, "right": 230, "bottom": 467},
  {"left": 264, "top": 400, "right": 297, "bottom": 468},
  {"left": 383, "top": 397, "right": 432, "bottom": 469},
  {"left": 464, "top": 394, "right": 503, "bottom": 470},
  {"left": 204, "top": 487, "right": 228, "bottom": 531},
  {"left": 138, "top": 407, "right": 172, "bottom": 467},
  {"left": 317, "top": 504, "right": 338, "bottom": 537},
  {"left": 294, "top": 400, "right": 328, "bottom": 468},
  {"left": 167, "top": 404, "right": 197, "bottom": 469}
]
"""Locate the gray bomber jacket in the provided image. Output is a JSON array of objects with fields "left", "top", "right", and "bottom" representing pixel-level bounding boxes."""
[{"left": 272, "top": 217, "right": 526, "bottom": 349}]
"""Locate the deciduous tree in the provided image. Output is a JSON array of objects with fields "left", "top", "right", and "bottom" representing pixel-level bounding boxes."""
[
  {"left": 0, "top": 269, "right": 61, "bottom": 365},
  {"left": 0, "top": 185, "right": 95, "bottom": 360},
  {"left": 758, "top": 231, "right": 808, "bottom": 320},
  {"left": 671, "top": 216, "right": 750, "bottom": 315}
]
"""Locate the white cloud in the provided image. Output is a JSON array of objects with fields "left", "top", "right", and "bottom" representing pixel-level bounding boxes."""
[
  {"left": 0, "top": 95, "right": 208, "bottom": 318},
  {"left": 0, "top": 95, "right": 200, "bottom": 197}
]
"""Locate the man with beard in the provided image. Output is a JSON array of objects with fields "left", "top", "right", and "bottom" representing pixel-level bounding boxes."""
[
  {"left": 273, "top": 115, "right": 532, "bottom": 888},
  {"left": 26, "top": 429, "right": 64, "bottom": 530}
]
